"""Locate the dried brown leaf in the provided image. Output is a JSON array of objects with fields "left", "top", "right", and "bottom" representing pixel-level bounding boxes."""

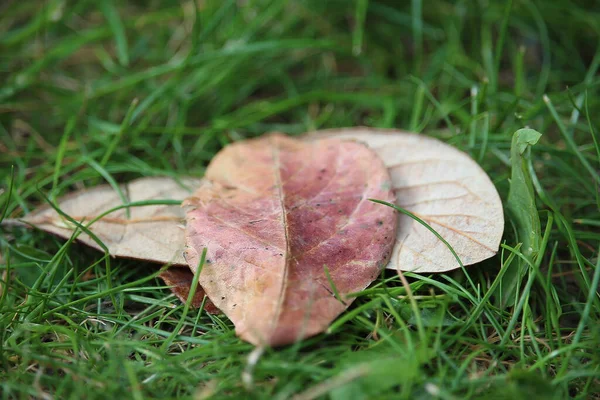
[
  {"left": 309, "top": 127, "right": 504, "bottom": 273},
  {"left": 15, "top": 177, "right": 201, "bottom": 265},
  {"left": 184, "top": 134, "right": 397, "bottom": 346},
  {"left": 158, "top": 268, "right": 219, "bottom": 313}
]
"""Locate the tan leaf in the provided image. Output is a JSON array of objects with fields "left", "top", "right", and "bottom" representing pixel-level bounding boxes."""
[
  {"left": 183, "top": 134, "right": 397, "bottom": 346},
  {"left": 309, "top": 127, "right": 504, "bottom": 273},
  {"left": 14, "top": 177, "right": 201, "bottom": 265}
]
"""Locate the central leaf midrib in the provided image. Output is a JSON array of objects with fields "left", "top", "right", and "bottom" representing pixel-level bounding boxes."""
[{"left": 269, "top": 136, "right": 292, "bottom": 341}]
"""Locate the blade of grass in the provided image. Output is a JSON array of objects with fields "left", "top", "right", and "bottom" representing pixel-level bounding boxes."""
[
  {"left": 99, "top": 0, "right": 129, "bottom": 67},
  {"left": 352, "top": 0, "right": 368, "bottom": 56},
  {"left": 162, "top": 248, "right": 207, "bottom": 351}
]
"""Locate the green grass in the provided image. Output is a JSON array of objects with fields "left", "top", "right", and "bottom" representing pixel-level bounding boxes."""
[{"left": 1, "top": 0, "right": 599, "bottom": 398}]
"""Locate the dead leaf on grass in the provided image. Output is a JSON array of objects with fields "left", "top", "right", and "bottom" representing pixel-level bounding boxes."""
[
  {"left": 7, "top": 176, "right": 200, "bottom": 265},
  {"left": 3, "top": 176, "right": 212, "bottom": 307},
  {"left": 183, "top": 134, "right": 397, "bottom": 346}
]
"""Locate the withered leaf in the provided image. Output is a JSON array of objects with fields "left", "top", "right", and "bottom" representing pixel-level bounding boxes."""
[
  {"left": 183, "top": 134, "right": 397, "bottom": 346},
  {"left": 13, "top": 177, "right": 201, "bottom": 265},
  {"left": 309, "top": 128, "right": 504, "bottom": 273},
  {"left": 159, "top": 267, "right": 219, "bottom": 314}
]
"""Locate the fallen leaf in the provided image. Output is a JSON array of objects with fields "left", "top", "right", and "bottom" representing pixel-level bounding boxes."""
[
  {"left": 5, "top": 176, "right": 217, "bottom": 307},
  {"left": 11, "top": 176, "right": 200, "bottom": 265},
  {"left": 158, "top": 267, "right": 219, "bottom": 313},
  {"left": 183, "top": 134, "right": 397, "bottom": 346},
  {"left": 309, "top": 128, "right": 504, "bottom": 273}
]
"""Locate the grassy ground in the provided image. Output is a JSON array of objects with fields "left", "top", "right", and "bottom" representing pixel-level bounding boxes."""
[{"left": 1, "top": 0, "right": 599, "bottom": 398}]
